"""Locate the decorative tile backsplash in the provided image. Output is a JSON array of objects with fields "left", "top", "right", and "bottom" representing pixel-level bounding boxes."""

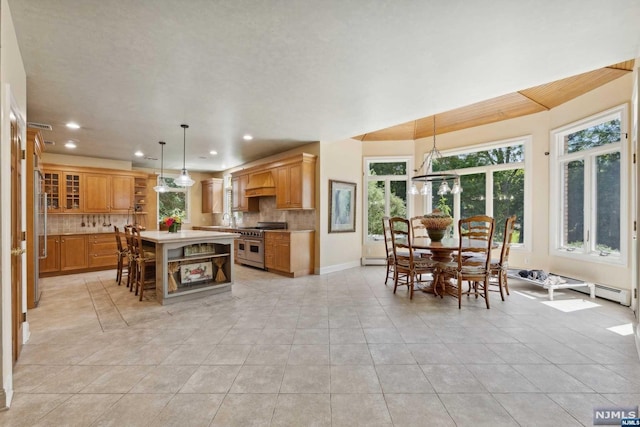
[
  {"left": 46, "top": 214, "right": 138, "bottom": 234},
  {"left": 214, "top": 196, "right": 316, "bottom": 230}
]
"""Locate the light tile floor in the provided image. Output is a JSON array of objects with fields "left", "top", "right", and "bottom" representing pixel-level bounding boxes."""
[{"left": 1, "top": 265, "right": 639, "bottom": 426}]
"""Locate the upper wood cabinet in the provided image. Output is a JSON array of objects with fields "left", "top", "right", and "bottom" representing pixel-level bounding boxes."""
[
  {"left": 43, "top": 169, "right": 83, "bottom": 213},
  {"left": 43, "top": 164, "right": 148, "bottom": 214},
  {"left": 275, "top": 153, "right": 316, "bottom": 210},
  {"left": 111, "top": 175, "right": 135, "bottom": 213},
  {"left": 231, "top": 174, "right": 259, "bottom": 212},
  {"left": 84, "top": 173, "right": 111, "bottom": 212},
  {"left": 201, "top": 178, "right": 224, "bottom": 214}
]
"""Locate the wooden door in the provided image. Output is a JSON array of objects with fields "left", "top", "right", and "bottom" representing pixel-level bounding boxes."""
[
  {"left": 10, "top": 115, "right": 23, "bottom": 362},
  {"left": 110, "top": 175, "right": 134, "bottom": 212},
  {"left": 84, "top": 173, "right": 110, "bottom": 212},
  {"left": 39, "top": 236, "right": 60, "bottom": 273},
  {"left": 60, "top": 235, "right": 88, "bottom": 271}
]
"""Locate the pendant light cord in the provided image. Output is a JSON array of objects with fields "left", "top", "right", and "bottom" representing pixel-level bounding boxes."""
[{"left": 181, "top": 124, "right": 189, "bottom": 170}]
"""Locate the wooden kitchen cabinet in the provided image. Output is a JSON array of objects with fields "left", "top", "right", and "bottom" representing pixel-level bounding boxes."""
[
  {"left": 60, "top": 235, "right": 88, "bottom": 271},
  {"left": 84, "top": 173, "right": 111, "bottom": 212},
  {"left": 264, "top": 231, "right": 314, "bottom": 277},
  {"left": 202, "top": 178, "right": 224, "bottom": 213},
  {"left": 231, "top": 174, "right": 258, "bottom": 212},
  {"left": 43, "top": 169, "right": 83, "bottom": 212},
  {"left": 275, "top": 153, "right": 316, "bottom": 210},
  {"left": 88, "top": 233, "right": 118, "bottom": 268},
  {"left": 39, "top": 235, "right": 60, "bottom": 274},
  {"left": 110, "top": 175, "right": 134, "bottom": 213}
]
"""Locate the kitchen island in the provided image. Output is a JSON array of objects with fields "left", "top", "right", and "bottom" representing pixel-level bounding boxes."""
[{"left": 140, "top": 230, "right": 238, "bottom": 305}]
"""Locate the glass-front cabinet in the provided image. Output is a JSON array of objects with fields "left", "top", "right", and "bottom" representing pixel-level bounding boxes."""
[{"left": 43, "top": 169, "right": 83, "bottom": 212}]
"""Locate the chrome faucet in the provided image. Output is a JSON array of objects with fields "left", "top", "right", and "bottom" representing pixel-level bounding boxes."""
[{"left": 231, "top": 215, "right": 237, "bottom": 228}]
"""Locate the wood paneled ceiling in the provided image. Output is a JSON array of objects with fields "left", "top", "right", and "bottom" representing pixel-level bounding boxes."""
[{"left": 354, "top": 60, "right": 634, "bottom": 141}]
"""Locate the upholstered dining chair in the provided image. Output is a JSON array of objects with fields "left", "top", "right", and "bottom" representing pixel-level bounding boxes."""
[
  {"left": 488, "top": 215, "right": 517, "bottom": 300},
  {"left": 388, "top": 217, "right": 437, "bottom": 299},
  {"left": 440, "top": 215, "right": 495, "bottom": 309}
]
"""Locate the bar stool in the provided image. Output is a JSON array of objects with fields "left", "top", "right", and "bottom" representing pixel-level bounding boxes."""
[
  {"left": 114, "top": 225, "right": 128, "bottom": 286},
  {"left": 123, "top": 226, "right": 137, "bottom": 291},
  {"left": 132, "top": 226, "right": 156, "bottom": 301}
]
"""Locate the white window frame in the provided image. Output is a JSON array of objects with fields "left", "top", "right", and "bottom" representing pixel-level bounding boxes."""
[
  {"left": 424, "top": 136, "right": 532, "bottom": 251},
  {"left": 156, "top": 173, "right": 192, "bottom": 224},
  {"left": 549, "top": 104, "right": 628, "bottom": 266},
  {"left": 363, "top": 156, "right": 413, "bottom": 243}
]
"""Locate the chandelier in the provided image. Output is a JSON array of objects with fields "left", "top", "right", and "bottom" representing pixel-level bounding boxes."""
[
  {"left": 409, "top": 115, "right": 462, "bottom": 196},
  {"left": 174, "top": 124, "right": 195, "bottom": 187},
  {"left": 153, "top": 141, "right": 168, "bottom": 193}
]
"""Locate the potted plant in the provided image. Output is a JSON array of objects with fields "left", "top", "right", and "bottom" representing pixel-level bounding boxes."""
[
  {"left": 162, "top": 210, "right": 184, "bottom": 233},
  {"left": 421, "top": 196, "right": 453, "bottom": 242}
]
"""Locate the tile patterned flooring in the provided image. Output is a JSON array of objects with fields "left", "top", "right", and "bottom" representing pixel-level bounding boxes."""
[{"left": 1, "top": 265, "right": 639, "bottom": 426}]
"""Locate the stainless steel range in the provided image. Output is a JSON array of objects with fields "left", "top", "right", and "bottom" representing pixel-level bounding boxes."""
[{"left": 235, "top": 221, "right": 287, "bottom": 269}]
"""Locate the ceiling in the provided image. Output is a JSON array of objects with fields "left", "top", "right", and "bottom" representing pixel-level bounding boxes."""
[
  {"left": 8, "top": 1, "right": 640, "bottom": 172},
  {"left": 355, "top": 60, "right": 635, "bottom": 141}
]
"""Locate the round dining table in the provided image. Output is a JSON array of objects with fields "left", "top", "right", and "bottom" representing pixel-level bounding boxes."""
[{"left": 411, "top": 237, "right": 498, "bottom": 296}]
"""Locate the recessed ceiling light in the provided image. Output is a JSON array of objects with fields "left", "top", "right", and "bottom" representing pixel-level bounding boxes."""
[
  {"left": 134, "top": 150, "right": 144, "bottom": 157},
  {"left": 243, "top": 134, "right": 253, "bottom": 141},
  {"left": 66, "top": 122, "right": 80, "bottom": 129},
  {"left": 210, "top": 150, "right": 218, "bottom": 155},
  {"left": 65, "top": 141, "right": 77, "bottom": 149}
]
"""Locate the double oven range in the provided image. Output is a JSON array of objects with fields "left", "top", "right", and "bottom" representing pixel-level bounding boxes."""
[{"left": 235, "top": 221, "right": 287, "bottom": 269}]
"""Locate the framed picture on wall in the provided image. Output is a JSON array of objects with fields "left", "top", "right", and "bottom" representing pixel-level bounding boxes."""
[{"left": 329, "top": 180, "right": 356, "bottom": 233}]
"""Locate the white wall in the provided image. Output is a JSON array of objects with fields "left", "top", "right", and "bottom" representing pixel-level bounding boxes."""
[
  {"left": 0, "top": 0, "right": 27, "bottom": 408},
  {"left": 318, "top": 138, "right": 363, "bottom": 273}
]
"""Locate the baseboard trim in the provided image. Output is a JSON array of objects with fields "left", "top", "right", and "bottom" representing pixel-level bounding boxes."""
[{"left": 318, "top": 260, "right": 361, "bottom": 275}]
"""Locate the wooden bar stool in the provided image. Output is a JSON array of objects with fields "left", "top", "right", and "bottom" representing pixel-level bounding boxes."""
[
  {"left": 113, "top": 225, "right": 129, "bottom": 286},
  {"left": 132, "top": 226, "right": 156, "bottom": 301}
]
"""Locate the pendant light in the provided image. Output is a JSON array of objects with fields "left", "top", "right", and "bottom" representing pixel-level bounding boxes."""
[
  {"left": 153, "top": 141, "right": 169, "bottom": 193},
  {"left": 410, "top": 115, "right": 462, "bottom": 196},
  {"left": 175, "top": 124, "right": 195, "bottom": 187}
]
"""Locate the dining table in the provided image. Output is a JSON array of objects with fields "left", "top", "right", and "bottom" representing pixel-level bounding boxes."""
[{"left": 411, "top": 236, "right": 498, "bottom": 296}]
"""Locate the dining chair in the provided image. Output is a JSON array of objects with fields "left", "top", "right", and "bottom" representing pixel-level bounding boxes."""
[
  {"left": 440, "top": 215, "right": 495, "bottom": 309},
  {"left": 113, "top": 225, "right": 128, "bottom": 286},
  {"left": 382, "top": 216, "right": 397, "bottom": 286},
  {"left": 131, "top": 226, "right": 156, "bottom": 301},
  {"left": 410, "top": 216, "right": 428, "bottom": 238},
  {"left": 488, "top": 215, "right": 517, "bottom": 300},
  {"left": 389, "top": 217, "right": 437, "bottom": 299}
]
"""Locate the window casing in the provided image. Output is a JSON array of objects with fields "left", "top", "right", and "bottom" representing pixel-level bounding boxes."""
[
  {"left": 425, "top": 136, "right": 531, "bottom": 248},
  {"left": 364, "top": 157, "right": 411, "bottom": 242},
  {"left": 157, "top": 175, "right": 191, "bottom": 223},
  {"left": 550, "top": 104, "right": 628, "bottom": 265}
]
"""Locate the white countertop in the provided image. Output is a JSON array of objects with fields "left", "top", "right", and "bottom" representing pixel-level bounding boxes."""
[{"left": 139, "top": 230, "right": 238, "bottom": 243}]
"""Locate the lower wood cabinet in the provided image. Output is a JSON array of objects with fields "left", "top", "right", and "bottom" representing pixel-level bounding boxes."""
[
  {"left": 60, "top": 235, "right": 88, "bottom": 271},
  {"left": 40, "top": 233, "right": 117, "bottom": 276},
  {"left": 39, "top": 235, "right": 60, "bottom": 274},
  {"left": 88, "top": 233, "right": 118, "bottom": 268},
  {"left": 264, "top": 230, "right": 314, "bottom": 277}
]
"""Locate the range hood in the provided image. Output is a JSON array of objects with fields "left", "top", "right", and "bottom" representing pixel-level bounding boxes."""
[{"left": 245, "top": 171, "right": 276, "bottom": 197}]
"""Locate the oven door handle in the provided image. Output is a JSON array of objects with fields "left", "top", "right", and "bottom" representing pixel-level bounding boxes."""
[{"left": 245, "top": 239, "right": 262, "bottom": 245}]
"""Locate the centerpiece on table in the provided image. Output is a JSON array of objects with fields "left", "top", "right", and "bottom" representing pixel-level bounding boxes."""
[
  {"left": 163, "top": 214, "right": 182, "bottom": 233},
  {"left": 421, "top": 197, "right": 453, "bottom": 242}
]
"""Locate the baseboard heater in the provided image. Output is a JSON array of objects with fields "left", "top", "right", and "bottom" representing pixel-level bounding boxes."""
[{"left": 571, "top": 283, "right": 631, "bottom": 306}]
